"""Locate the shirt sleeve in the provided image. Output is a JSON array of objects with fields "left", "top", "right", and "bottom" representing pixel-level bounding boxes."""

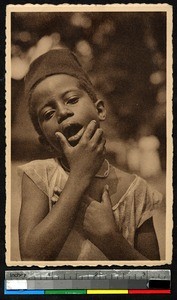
[
  {"left": 18, "top": 160, "right": 49, "bottom": 196},
  {"left": 134, "top": 179, "right": 163, "bottom": 228}
]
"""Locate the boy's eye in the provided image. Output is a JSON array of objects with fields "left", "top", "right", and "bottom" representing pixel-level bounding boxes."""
[
  {"left": 66, "top": 97, "right": 79, "bottom": 105},
  {"left": 42, "top": 110, "right": 55, "bottom": 121}
]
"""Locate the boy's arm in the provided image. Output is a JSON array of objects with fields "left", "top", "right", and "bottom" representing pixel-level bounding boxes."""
[
  {"left": 100, "top": 217, "right": 160, "bottom": 260},
  {"left": 19, "top": 121, "right": 105, "bottom": 261},
  {"left": 19, "top": 172, "right": 90, "bottom": 261},
  {"left": 134, "top": 217, "right": 160, "bottom": 259},
  {"left": 84, "top": 188, "right": 160, "bottom": 260}
]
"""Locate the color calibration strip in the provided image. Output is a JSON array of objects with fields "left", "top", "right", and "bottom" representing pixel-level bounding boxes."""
[
  {"left": 5, "top": 269, "right": 171, "bottom": 295},
  {"left": 4, "top": 289, "right": 171, "bottom": 295}
]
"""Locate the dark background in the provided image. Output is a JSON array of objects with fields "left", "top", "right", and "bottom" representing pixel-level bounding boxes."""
[{"left": 1, "top": 0, "right": 177, "bottom": 299}]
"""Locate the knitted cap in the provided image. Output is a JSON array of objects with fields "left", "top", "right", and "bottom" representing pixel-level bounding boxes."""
[{"left": 24, "top": 48, "right": 96, "bottom": 101}]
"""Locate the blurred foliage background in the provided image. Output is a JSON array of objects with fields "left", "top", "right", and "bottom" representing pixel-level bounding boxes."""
[{"left": 11, "top": 11, "right": 166, "bottom": 177}]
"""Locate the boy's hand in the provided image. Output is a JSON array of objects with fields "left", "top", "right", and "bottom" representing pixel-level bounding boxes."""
[
  {"left": 55, "top": 120, "right": 106, "bottom": 179},
  {"left": 83, "top": 185, "right": 118, "bottom": 251}
]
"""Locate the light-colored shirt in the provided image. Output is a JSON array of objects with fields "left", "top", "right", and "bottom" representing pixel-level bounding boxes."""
[{"left": 19, "top": 158, "right": 162, "bottom": 260}]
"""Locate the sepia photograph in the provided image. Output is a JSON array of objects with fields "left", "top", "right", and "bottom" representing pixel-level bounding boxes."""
[{"left": 6, "top": 4, "right": 172, "bottom": 266}]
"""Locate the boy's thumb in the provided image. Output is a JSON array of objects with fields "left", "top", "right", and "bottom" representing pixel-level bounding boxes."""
[
  {"left": 102, "top": 185, "right": 111, "bottom": 206},
  {"left": 55, "top": 132, "right": 70, "bottom": 154}
]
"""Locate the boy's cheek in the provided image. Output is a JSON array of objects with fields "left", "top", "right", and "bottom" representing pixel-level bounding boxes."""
[{"left": 77, "top": 106, "right": 100, "bottom": 123}]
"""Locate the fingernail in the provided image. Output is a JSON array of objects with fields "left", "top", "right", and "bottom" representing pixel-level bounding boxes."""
[{"left": 55, "top": 132, "right": 60, "bottom": 138}]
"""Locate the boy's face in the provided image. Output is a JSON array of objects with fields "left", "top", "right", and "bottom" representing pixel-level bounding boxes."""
[{"left": 31, "top": 74, "right": 106, "bottom": 155}]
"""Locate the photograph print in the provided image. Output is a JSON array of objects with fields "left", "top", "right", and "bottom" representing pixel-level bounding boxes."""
[{"left": 6, "top": 4, "right": 172, "bottom": 266}]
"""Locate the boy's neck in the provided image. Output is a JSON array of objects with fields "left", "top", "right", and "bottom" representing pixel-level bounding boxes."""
[{"left": 59, "top": 157, "right": 110, "bottom": 179}]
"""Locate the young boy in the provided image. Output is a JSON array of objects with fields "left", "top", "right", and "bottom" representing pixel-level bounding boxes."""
[{"left": 19, "top": 48, "right": 162, "bottom": 261}]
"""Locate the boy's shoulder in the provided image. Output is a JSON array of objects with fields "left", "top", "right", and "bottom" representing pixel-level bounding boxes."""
[{"left": 111, "top": 165, "right": 162, "bottom": 206}]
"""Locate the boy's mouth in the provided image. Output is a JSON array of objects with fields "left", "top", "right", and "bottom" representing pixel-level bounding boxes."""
[{"left": 62, "top": 123, "right": 84, "bottom": 146}]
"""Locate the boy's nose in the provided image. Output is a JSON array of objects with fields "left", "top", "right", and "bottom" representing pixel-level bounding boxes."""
[{"left": 57, "top": 105, "right": 74, "bottom": 123}]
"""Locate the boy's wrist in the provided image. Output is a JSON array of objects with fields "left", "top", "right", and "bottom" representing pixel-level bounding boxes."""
[{"left": 69, "top": 171, "right": 92, "bottom": 189}]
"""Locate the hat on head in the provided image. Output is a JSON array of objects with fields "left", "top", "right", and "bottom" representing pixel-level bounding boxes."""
[{"left": 24, "top": 48, "right": 96, "bottom": 101}]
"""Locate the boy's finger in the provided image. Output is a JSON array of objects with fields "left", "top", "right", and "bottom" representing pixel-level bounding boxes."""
[
  {"left": 102, "top": 185, "right": 112, "bottom": 207},
  {"left": 92, "top": 133, "right": 106, "bottom": 158},
  {"left": 55, "top": 132, "right": 71, "bottom": 155},
  {"left": 82, "top": 120, "right": 97, "bottom": 140},
  {"left": 96, "top": 135, "right": 106, "bottom": 151},
  {"left": 91, "top": 128, "right": 104, "bottom": 144}
]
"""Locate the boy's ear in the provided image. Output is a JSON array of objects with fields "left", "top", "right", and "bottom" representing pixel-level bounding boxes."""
[{"left": 95, "top": 99, "right": 106, "bottom": 121}]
